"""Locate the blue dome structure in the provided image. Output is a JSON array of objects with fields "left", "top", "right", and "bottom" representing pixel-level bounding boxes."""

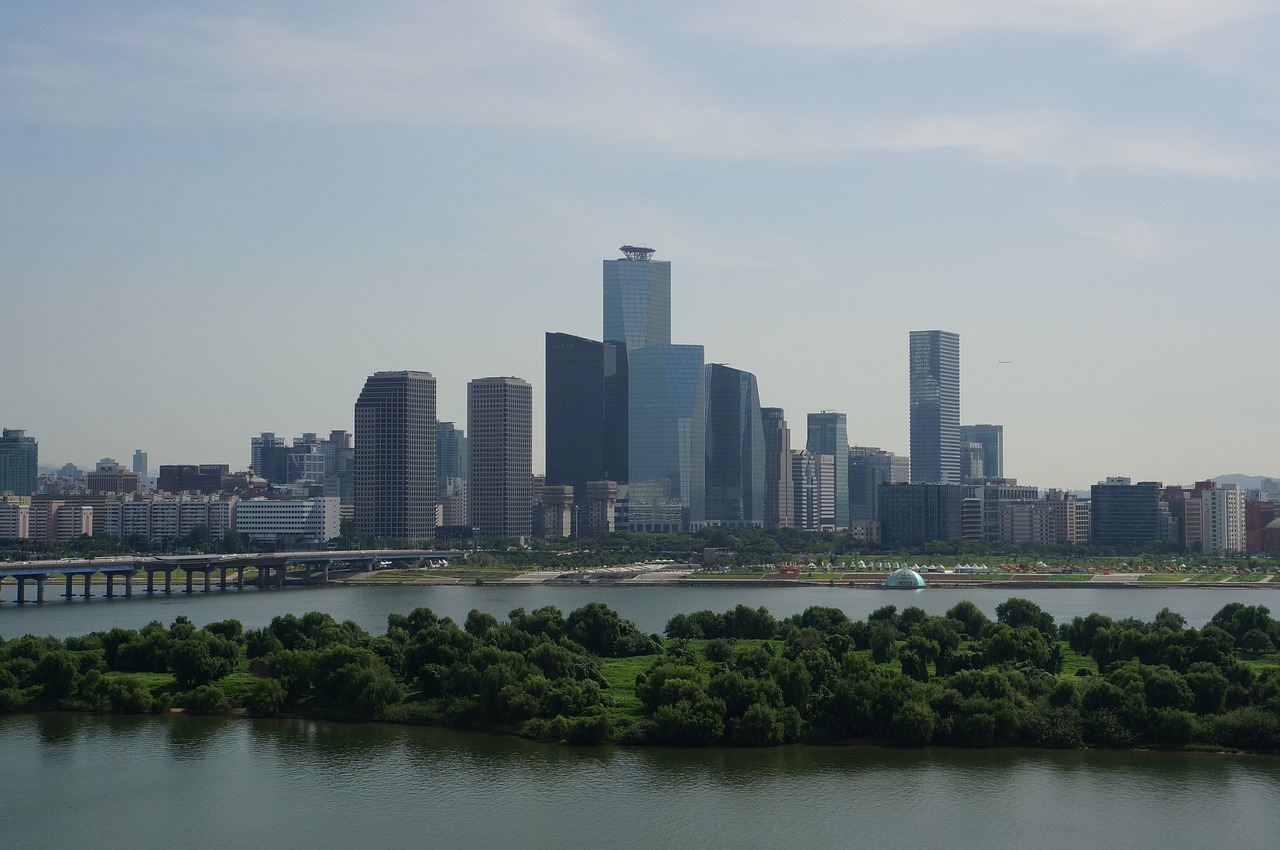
[{"left": 885, "top": 567, "right": 926, "bottom": 588}]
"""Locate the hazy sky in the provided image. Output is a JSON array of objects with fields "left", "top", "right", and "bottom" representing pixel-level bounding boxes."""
[{"left": 3, "top": 1, "right": 1278, "bottom": 490}]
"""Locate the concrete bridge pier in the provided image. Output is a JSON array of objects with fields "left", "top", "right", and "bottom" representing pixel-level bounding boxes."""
[
  {"left": 37, "top": 577, "right": 45, "bottom": 603},
  {"left": 124, "top": 572, "right": 133, "bottom": 598},
  {"left": 163, "top": 570, "right": 173, "bottom": 594},
  {"left": 277, "top": 565, "right": 286, "bottom": 588},
  {"left": 105, "top": 573, "right": 115, "bottom": 598},
  {"left": 146, "top": 571, "right": 155, "bottom": 594},
  {"left": 184, "top": 571, "right": 194, "bottom": 594},
  {"left": 203, "top": 570, "right": 212, "bottom": 593},
  {"left": 81, "top": 573, "right": 93, "bottom": 598},
  {"left": 15, "top": 576, "right": 26, "bottom": 603},
  {"left": 219, "top": 567, "right": 228, "bottom": 591},
  {"left": 236, "top": 566, "right": 245, "bottom": 590},
  {"left": 64, "top": 574, "right": 74, "bottom": 599}
]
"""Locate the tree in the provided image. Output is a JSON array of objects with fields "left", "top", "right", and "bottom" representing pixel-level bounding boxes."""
[
  {"left": 891, "top": 701, "right": 936, "bottom": 746},
  {"left": 945, "top": 600, "right": 990, "bottom": 639},
  {"left": 34, "top": 649, "right": 79, "bottom": 700},
  {"left": 995, "top": 598, "right": 1056, "bottom": 639},
  {"left": 869, "top": 623, "right": 898, "bottom": 664}
]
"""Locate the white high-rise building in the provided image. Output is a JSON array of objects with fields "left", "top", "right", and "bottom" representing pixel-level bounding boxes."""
[{"left": 1202, "top": 484, "right": 1245, "bottom": 555}]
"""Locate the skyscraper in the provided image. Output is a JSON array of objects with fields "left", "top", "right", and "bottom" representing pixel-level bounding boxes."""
[
  {"left": 436, "top": 422, "right": 468, "bottom": 482},
  {"left": 0, "top": 429, "right": 38, "bottom": 496},
  {"left": 848, "top": 446, "right": 907, "bottom": 523},
  {"left": 909, "top": 330, "right": 961, "bottom": 484},
  {"left": 467, "top": 376, "right": 533, "bottom": 538},
  {"left": 1202, "top": 484, "right": 1245, "bottom": 555},
  {"left": 626, "top": 344, "right": 705, "bottom": 531},
  {"left": 354, "top": 371, "right": 437, "bottom": 541},
  {"left": 807, "top": 412, "right": 849, "bottom": 529},
  {"left": 132, "top": 449, "right": 148, "bottom": 481},
  {"left": 603, "top": 246, "right": 670, "bottom": 353},
  {"left": 959, "top": 424, "right": 1004, "bottom": 479},
  {"left": 761, "top": 407, "right": 794, "bottom": 529},
  {"left": 545, "top": 332, "right": 627, "bottom": 498},
  {"left": 703, "top": 364, "right": 764, "bottom": 527}
]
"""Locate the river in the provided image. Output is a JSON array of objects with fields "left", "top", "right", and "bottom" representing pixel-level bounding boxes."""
[
  {"left": 1, "top": 582, "right": 1276, "bottom": 639},
  {"left": 4, "top": 712, "right": 1278, "bottom": 850}
]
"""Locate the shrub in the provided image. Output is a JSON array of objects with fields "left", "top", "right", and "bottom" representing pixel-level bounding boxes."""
[{"left": 184, "top": 685, "right": 232, "bottom": 714}]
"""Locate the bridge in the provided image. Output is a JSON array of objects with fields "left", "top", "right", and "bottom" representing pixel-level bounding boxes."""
[{"left": 0, "top": 549, "right": 466, "bottom": 605}]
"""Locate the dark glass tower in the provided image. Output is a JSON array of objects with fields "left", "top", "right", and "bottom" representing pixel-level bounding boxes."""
[
  {"left": 354, "top": 371, "right": 437, "bottom": 541},
  {"left": 807, "top": 412, "right": 849, "bottom": 529},
  {"left": 909, "top": 330, "right": 961, "bottom": 484},
  {"left": 545, "top": 332, "right": 627, "bottom": 498},
  {"left": 761, "top": 408, "right": 793, "bottom": 529},
  {"left": 959, "top": 423, "right": 1003, "bottom": 479},
  {"left": 703, "top": 364, "right": 764, "bottom": 526}
]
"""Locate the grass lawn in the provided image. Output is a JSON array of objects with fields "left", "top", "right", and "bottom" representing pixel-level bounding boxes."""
[
  {"left": 1138, "top": 574, "right": 1191, "bottom": 582},
  {"left": 1059, "top": 645, "right": 1098, "bottom": 677},
  {"left": 1044, "top": 574, "right": 1095, "bottom": 582}
]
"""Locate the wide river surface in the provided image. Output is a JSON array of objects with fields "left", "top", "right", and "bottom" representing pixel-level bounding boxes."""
[
  {"left": 3, "top": 580, "right": 1279, "bottom": 638},
  {"left": 5, "top": 584, "right": 1280, "bottom": 849}
]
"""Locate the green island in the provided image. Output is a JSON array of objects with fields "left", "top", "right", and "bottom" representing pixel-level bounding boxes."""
[{"left": 3, "top": 599, "right": 1280, "bottom": 753}]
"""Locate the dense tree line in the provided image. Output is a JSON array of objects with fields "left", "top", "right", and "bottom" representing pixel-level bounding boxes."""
[{"left": 2, "top": 599, "right": 1279, "bottom": 752}]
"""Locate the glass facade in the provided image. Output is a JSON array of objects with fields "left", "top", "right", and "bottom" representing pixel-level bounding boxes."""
[
  {"left": 761, "top": 407, "right": 793, "bottom": 529},
  {"left": 909, "top": 330, "right": 961, "bottom": 484},
  {"left": 1090, "top": 481, "right": 1168, "bottom": 544},
  {"left": 545, "top": 332, "right": 627, "bottom": 498},
  {"left": 849, "top": 446, "right": 906, "bottom": 523},
  {"left": 626, "top": 344, "right": 704, "bottom": 531},
  {"left": 354, "top": 371, "right": 437, "bottom": 541},
  {"left": 603, "top": 254, "right": 671, "bottom": 353},
  {"left": 436, "top": 422, "right": 468, "bottom": 482},
  {"left": 878, "top": 482, "right": 964, "bottom": 545},
  {"left": 0, "top": 429, "right": 38, "bottom": 497},
  {"left": 703, "top": 364, "right": 764, "bottom": 526},
  {"left": 959, "top": 423, "right": 1004, "bottom": 479},
  {"left": 807, "top": 412, "right": 849, "bottom": 529}
]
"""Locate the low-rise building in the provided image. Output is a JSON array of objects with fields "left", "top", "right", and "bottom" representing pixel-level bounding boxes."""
[{"left": 232, "top": 497, "right": 340, "bottom": 547}]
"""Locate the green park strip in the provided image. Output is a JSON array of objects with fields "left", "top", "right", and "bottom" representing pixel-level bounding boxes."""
[{"left": 4, "top": 599, "right": 1280, "bottom": 753}]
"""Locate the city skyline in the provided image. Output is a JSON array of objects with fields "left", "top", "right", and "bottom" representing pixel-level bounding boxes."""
[{"left": 4, "top": 3, "right": 1279, "bottom": 489}]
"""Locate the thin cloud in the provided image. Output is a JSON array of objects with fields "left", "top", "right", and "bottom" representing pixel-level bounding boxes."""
[
  {"left": 688, "top": 0, "right": 1271, "bottom": 52},
  {"left": 0, "top": 2, "right": 1271, "bottom": 180}
]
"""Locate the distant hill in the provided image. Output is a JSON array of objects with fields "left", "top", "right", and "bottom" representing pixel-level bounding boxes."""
[{"left": 1212, "top": 474, "right": 1279, "bottom": 489}]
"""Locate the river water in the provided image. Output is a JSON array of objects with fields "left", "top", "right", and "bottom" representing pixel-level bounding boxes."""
[
  {"left": 4, "top": 712, "right": 1278, "bottom": 850},
  {"left": 2, "top": 581, "right": 1277, "bottom": 639},
  {"left": 5, "top": 585, "right": 1280, "bottom": 849}
]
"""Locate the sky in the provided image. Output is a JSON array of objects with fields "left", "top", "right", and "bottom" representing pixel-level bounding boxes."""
[{"left": 2, "top": 0, "right": 1278, "bottom": 490}]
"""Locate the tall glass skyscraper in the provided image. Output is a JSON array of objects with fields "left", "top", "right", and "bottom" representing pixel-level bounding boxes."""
[
  {"left": 909, "top": 330, "right": 961, "bottom": 485},
  {"left": 626, "top": 344, "right": 705, "bottom": 531},
  {"left": 807, "top": 412, "right": 849, "bottom": 529},
  {"left": 761, "top": 408, "right": 794, "bottom": 529},
  {"left": 545, "top": 332, "right": 627, "bottom": 497},
  {"left": 603, "top": 246, "right": 670, "bottom": 353},
  {"left": 354, "top": 371, "right": 437, "bottom": 541},
  {"left": 703, "top": 364, "right": 764, "bottom": 526}
]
